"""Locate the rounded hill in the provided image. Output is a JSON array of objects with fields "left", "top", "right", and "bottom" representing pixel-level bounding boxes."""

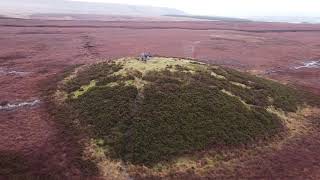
[{"left": 56, "top": 57, "right": 315, "bottom": 165}]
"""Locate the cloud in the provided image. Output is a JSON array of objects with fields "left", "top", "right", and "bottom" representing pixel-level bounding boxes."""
[
  {"left": 69, "top": 0, "right": 320, "bottom": 17},
  {"left": 2, "top": 0, "right": 320, "bottom": 17}
]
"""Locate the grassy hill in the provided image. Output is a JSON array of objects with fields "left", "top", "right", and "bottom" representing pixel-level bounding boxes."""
[{"left": 54, "top": 57, "right": 319, "bottom": 167}]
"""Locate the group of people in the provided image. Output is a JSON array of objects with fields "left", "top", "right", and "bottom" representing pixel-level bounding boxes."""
[{"left": 139, "top": 52, "right": 152, "bottom": 62}]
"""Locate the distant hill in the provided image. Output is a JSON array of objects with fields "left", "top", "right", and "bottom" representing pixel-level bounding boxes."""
[
  {"left": 0, "top": 0, "right": 186, "bottom": 18},
  {"left": 28, "top": 13, "right": 201, "bottom": 21},
  {"left": 165, "top": 14, "right": 251, "bottom": 22},
  {"left": 248, "top": 16, "right": 320, "bottom": 24}
]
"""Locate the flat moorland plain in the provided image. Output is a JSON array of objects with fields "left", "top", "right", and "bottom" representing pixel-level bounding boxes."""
[{"left": 0, "top": 17, "right": 320, "bottom": 179}]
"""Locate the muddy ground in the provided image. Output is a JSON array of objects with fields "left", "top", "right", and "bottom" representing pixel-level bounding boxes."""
[{"left": 0, "top": 18, "right": 320, "bottom": 178}]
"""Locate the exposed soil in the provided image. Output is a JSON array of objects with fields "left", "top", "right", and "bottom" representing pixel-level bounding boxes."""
[{"left": 0, "top": 17, "right": 320, "bottom": 178}]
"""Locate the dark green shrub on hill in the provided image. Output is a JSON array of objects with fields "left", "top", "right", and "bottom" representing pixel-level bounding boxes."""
[
  {"left": 63, "top": 62, "right": 122, "bottom": 93},
  {"left": 59, "top": 58, "right": 318, "bottom": 166},
  {"left": 216, "top": 68, "right": 303, "bottom": 112},
  {"left": 121, "top": 76, "right": 281, "bottom": 165}
]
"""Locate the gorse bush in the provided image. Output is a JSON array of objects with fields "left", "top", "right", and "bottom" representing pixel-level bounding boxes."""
[
  {"left": 58, "top": 57, "right": 319, "bottom": 166},
  {"left": 121, "top": 77, "right": 281, "bottom": 164},
  {"left": 62, "top": 62, "right": 122, "bottom": 93}
]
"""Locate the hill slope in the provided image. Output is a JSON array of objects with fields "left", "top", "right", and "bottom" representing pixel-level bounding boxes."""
[{"left": 53, "top": 57, "right": 320, "bottom": 167}]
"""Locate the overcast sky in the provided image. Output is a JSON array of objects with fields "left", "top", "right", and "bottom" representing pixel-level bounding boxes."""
[{"left": 70, "top": 0, "right": 320, "bottom": 17}]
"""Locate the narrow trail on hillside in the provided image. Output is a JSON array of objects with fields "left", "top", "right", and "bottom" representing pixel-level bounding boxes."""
[{"left": 80, "top": 35, "right": 99, "bottom": 59}]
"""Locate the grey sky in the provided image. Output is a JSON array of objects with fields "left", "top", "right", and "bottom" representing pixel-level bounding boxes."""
[{"left": 69, "top": 0, "right": 320, "bottom": 17}]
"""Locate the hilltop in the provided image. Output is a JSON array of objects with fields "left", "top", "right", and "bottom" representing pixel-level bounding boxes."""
[{"left": 52, "top": 57, "right": 320, "bottom": 171}]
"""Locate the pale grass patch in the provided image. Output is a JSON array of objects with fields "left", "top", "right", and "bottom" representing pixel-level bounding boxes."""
[
  {"left": 230, "top": 81, "right": 251, "bottom": 89},
  {"left": 268, "top": 96, "right": 274, "bottom": 103},
  {"left": 221, "top": 89, "right": 234, "bottom": 97},
  {"left": 82, "top": 139, "right": 129, "bottom": 180},
  {"left": 182, "top": 69, "right": 196, "bottom": 74},
  {"left": 126, "top": 156, "right": 200, "bottom": 177},
  {"left": 164, "top": 157, "right": 198, "bottom": 173},
  {"left": 114, "top": 57, "right": 202, "bottom": 76},
  {"left": 246, "top": 69, "right": 265, "bottom": 75},
  {"left": 53, "top": 89, "right": 68, "bottom": 104},
  {"left": 63, "top": 66, "right": 86, "bottom": 83},
  {"left": 210, "top": 71, "right": 226, "bottom": 80},
  {"left": 221, "top": 89, "right": 251, "bottom": 109},
  {"left": 105, "top": 82, "right": 119, "bottom": 87},
  {"left": 267, "top": 105, "right": 317, "bottom": 136},
  {"left": 124, "top": 77, "right": 148, "bottom": 90},
  {"left": 266, "top": 106, "right": 288, "bottom": 121},
  {"left": 210, "top": 65, "right": 219, "bottom": 69},
  {"left": 72, "top": 80, "right": 96, "bottom": 99}
]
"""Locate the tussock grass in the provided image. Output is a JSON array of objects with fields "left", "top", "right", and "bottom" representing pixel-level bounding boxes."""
[
  {"left": 114, "top": 57, "right": 197, "bottom": 76},
  {"left": 230, "top": 81, "right": 251, "bottom": 89},
  {"left": 210, "top": 71, "right": 226, "bottom": 80},
  {"left": 72, "top": 80, "right": 96, "bottom": 98}
]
